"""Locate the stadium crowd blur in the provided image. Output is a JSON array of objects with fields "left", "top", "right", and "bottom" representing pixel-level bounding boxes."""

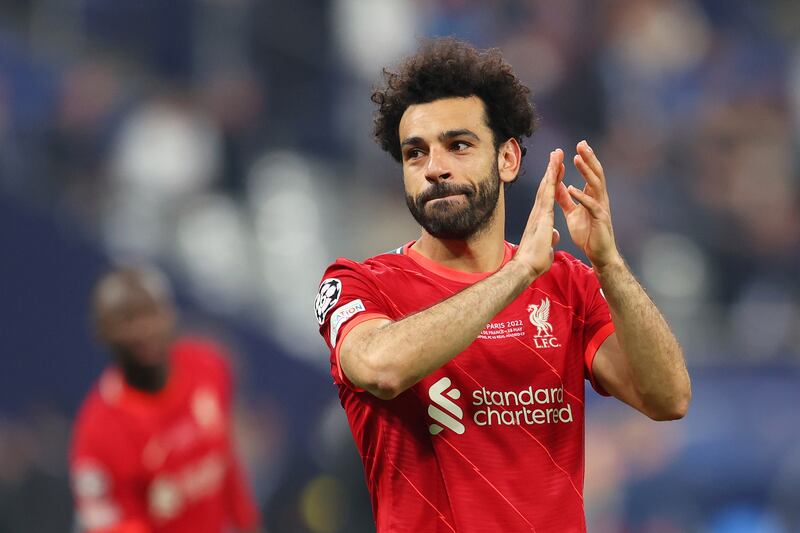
[{"left": 1, "top": 0, "right": 798, "bottom": 531}]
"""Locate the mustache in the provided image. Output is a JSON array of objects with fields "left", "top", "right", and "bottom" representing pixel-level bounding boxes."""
[{"left": 416, "top": 183, "right": 475, "bottom": 205}]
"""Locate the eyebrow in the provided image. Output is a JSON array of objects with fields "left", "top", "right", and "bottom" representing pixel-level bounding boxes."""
[{"left": 400, "top": 129, "right": 481, "bottom": 148}]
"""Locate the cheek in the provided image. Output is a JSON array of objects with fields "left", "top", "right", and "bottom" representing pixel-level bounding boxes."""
[
  {"left": 402, "top": 170, "right": 423, "bottom": 197},
  {"left": 477, "top": 150, "right": 498, "bottom": 174}
]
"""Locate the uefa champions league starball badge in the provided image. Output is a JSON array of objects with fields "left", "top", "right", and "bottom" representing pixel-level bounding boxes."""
[{"left": 315, "top": 278, "right": 342, "bottom": 324}]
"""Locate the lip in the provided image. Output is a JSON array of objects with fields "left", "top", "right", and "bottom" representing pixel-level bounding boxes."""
[{"left": 427, "top": 193, "right": 467, "bottom": 204}]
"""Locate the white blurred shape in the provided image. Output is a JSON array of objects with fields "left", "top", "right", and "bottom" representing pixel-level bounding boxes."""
[
  {"left": 333, "top": 0, "right": 418, "bottom": 79},
  {"left": 248, "top": 151, "right": 333, "bottom": 360},
  {"left": 111, "top": 100, "right": 221, "bottom": 195},
  {"left": 104, "top": 98, "right": 222, "bottom": 256},
  {"left": 174, "top": 193, "right": 255, "bottom": 314},
  {"left": 104, "top": 189, "right": 170, "bottom": 256},
  {"left": 640, "top": 232, "right": 708, "bottom": 301}
]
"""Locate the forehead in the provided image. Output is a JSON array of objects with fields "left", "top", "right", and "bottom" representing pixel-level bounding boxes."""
[
  {"left": 93, "top": 287, "right": 170, "bottom": 336},
  {"left": 399, "top": 96, "right": 490, "bottom": 141}
]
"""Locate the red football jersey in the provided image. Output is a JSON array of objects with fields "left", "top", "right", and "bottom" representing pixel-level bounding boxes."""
[
  {"left": 70, "top": 337, "right": 261, "bottom": 533},
  {"left": 316, "top": 242, "right": 614, "bottom": 533}
]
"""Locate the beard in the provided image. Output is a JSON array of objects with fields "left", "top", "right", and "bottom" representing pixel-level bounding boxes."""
[
  {"left": 112, "top": 345, "right": 169, "bottom": 392},
  {"left": 405, "top": 161, "right": 501, "bottom": 240}
]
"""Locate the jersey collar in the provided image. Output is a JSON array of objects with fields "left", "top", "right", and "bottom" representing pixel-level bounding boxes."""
[{"left": 402, "top": 241, "right": 516, "bottom": 283}]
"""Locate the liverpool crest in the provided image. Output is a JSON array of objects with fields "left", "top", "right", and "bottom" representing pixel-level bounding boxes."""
[{"left": 527, "top": 298, "right": 561, "bottom": 348}]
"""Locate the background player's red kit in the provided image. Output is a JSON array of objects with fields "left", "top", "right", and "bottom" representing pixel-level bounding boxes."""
[
  {"left": 71, "top": 338, "right": 260, "bottom": 533},
  {"left": 317, "top": 243, "right": 614, "bottom": 533}
]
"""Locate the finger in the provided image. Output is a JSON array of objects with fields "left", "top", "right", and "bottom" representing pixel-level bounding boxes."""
[
  {"left": 526, "top": 150, "right": 557, "bottom": 230},
  {"left": 534, "top": 149, "right": 562, "bottom": 215},
  {"left": 573, "top": 154, "right": 603, "bottom": 195},
  {"left": 568, "top": 185, "right": 605, "bottom": 219},
  {"left": 534, "top": 150, "right": 558, "bottom": 202},
  {"left": 542, "top": 150, "right": 563, "bottom": 207},
  {"left": 555, "top": 181, "right": 576, "bottom": 214},
  {"left": 536, "top": 148, "right": 564, "bottom": 199},
  {"left": 551, "top": 228, "right": 560, "bottom": 247},
  {"left": 577, "top": 140, "right": 604, "bottom": 183}
]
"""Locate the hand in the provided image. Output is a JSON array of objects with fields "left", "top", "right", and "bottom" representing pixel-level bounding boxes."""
[
  {"left": 513, "top": 149, "right": 565, "bottom": 281},
  {"left": 556, "top": 140, "right": 621, "bottom": 270}
]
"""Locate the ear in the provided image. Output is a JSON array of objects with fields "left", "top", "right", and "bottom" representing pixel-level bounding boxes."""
[{"left": 497, "top": 138, "right": 522, "bottom": 184}]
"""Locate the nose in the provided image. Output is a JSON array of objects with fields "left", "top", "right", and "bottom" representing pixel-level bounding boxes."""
[{"left": 424, "top": 146, "right": 451, "bottom": 183}]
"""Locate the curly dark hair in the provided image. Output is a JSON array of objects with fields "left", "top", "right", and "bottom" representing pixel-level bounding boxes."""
[{"left": 371, "top": 38, "right": 538, "bottom": 165}]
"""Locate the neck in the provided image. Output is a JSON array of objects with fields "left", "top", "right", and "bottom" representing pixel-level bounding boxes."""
[
  {"left": 412, "top": 196, "right": 507, "bottom": 273},
  {"left": 120, "top": 360, "right": 169, "bottom": 393}
]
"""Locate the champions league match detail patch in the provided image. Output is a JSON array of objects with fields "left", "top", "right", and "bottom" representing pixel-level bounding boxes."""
[{"left": 315, "top": 278, "right": 342, "bottom": 325}]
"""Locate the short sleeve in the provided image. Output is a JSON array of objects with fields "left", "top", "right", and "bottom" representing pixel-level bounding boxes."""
[
  {"left": 70, "top": 409, "right": 149, "bottom": 533},
  {"left": 564, "top": 255, "right": 615, "bottom": 396},
  {"left": 316, "top": 259, "right": 392, "bottom": 390}
]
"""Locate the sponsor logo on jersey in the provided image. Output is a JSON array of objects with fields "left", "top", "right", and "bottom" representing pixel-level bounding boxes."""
[
  {"left": 77, "top": 500, "right": 120, "bottom": 531},
  {"left": 427, "top": 377, "right": 465, "bottom": 435},
  {"left": 527, "top": 297, "right": 561, "bottom": 348},
  {"left": 330, "top": 299, "right": 366, "bottom": 347},
  {"left": 73, "top": 462, "right": 109, "bottom": 499},
  {"left": 191, "top": 388, "right": 222, "bottom": 433},
  {"left": 149, "top": 477, "right": 183, "bottom": 520},
  {"left": 315, "top": 278, "right": 342, "bottom": 325},
  {"left": 72, "top": 462, "right": 121, "bottom": 530},
  {"left": 427, "top": 376, "right": 575, "bottom": 435},
  {"left": 148, "top": 452, "right": 227, "bottom": 520},
  {"left": 472, "top": 385, "right": 573, "bottom": 426}
]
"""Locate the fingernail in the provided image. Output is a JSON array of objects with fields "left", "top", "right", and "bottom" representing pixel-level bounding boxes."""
[{"left": 583, "top": 141, "right": 592, "bottom": 152}]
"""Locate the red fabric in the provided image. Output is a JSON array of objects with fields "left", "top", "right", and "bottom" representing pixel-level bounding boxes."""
[
  {"left": 92, "top": 519, "right": 151, "bottom": 533},
  {"left": 332, "top": 312, "right": 389, "bottom": 391},
  {"left": 317, "top": 244, "right": 614, "bottom": 533},
  {"left": 70, "top": 337, "right": 261, "bottom": 533},
  {"left": 584, "top": 322, "right": 616, "bottom": 397}
]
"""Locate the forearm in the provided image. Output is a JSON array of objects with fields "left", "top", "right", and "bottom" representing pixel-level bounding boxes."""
[
  {"left": 595, "top": 258, "right": 691, "bottom": 418},
  {"left": 351, "top": 259, "right": 534, "bottom": 398}
]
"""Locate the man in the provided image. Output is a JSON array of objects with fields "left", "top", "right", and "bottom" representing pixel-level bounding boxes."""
[
  {"left": 315, "top": 38, "right": 691, "bottom": 532},
  {"left": 70, "top": 265, "right": 262, "bottom": 533}
]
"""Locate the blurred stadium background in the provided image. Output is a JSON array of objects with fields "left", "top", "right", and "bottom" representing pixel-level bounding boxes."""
[{"left": 1, "top": 0, "right": 799, "bottom": 531}]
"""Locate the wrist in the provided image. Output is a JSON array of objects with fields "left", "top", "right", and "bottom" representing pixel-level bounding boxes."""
[
  {"left": 593, "top": 252, "right": 625, "bottom": 276},
  {"left": 504, "top": 257, "right": 539, "bottom": 287}
]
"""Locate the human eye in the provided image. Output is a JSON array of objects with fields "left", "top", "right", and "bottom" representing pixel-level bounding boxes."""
[
  {"left": 405, "top": 148, "right": 425, "bottom": 160},
  {"left": 451, "top": 141, "right": 471, "bottom": 152}
]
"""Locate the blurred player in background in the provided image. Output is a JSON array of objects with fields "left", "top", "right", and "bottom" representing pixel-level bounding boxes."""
[
  {"left": 316, "top": 38, "right": 691, "bottom": 532},
  {"left": 70, "top": 265, "right": 262, "bottom": 533}
]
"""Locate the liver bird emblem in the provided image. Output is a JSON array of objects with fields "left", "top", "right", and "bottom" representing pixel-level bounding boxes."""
[{"left": 527, "top": 298, "right": 553, "bottom": 337}]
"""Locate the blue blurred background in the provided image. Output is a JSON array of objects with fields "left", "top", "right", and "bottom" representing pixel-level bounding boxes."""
[{"left": 1, "top": 0, "right": 799, "bottom": 531}]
